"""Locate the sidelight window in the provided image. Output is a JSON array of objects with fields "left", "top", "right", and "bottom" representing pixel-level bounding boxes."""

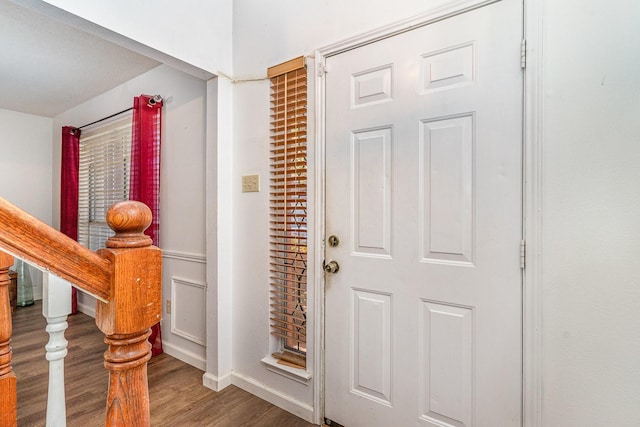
[{"left": 268, "top": 56, "right": 308, "bottom": 367}]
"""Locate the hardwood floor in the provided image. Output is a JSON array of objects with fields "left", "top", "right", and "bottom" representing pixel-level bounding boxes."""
[{"left": 11, "top": 302, "right": 316, "bottom": 426}]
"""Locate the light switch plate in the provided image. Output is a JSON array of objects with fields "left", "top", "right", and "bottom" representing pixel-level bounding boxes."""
[{"left": 242, "top": 174, "right": 260, "bottom": 192}]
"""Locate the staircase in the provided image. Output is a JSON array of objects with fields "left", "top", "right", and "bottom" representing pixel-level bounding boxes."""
[{"left": 0, "top": 197, "right": 161, "bottom": 426}]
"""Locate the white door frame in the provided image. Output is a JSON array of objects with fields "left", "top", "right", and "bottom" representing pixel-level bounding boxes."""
[{"left": 312, "top": 0, "right": 544, "bottom": 425}]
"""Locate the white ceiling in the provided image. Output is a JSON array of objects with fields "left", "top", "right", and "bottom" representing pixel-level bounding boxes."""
[{"left": 0, "top": 1, "right": 161, "bottom": 117}]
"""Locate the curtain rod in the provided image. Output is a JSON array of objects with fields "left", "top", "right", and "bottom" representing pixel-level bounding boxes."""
[
  {"left": 74, "top": 107, "right": 133, "bottom": 131},
  {"left": 72, "top": 95, "right": 163, "bottom": 133}
]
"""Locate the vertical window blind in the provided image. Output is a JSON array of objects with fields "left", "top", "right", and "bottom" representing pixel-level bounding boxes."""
[
  {"left": 78, "top": 117, "right": 132, "bottom": 251},
  {"left": 268, "top": 56, "right": 308, "bottom": 367}
]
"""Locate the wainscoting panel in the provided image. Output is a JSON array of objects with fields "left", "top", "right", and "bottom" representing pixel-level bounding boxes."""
[
  {"left": 171, "top": 276, "right": 206, "bottom": 345},
  {"left": 161, "top": 250, "right": 207, "bottom": 370}
]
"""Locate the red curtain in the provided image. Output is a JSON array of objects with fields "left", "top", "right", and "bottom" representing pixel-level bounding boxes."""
[
  {"left": 130, "top": 95, "right": 163, "bottom": 356},
  {"left": 60, "top": 126, "right": 80, "bottom": 314}
]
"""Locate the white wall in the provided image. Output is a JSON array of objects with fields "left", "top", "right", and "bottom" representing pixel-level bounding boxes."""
[
  {"left": 0, "top": 108, "right": 52, "bottom": 299},
  {"left": 52, "top": 65, "right": 208, "bottom": 369},
  {"left": 0, "top": 109, "right": 52, "bottom": 220},
  {"left": 540, "top": 0, "right": 640, "bottom": 425},
  {"left": 40, "top": 0, "right": 232, "bottom": 76}
]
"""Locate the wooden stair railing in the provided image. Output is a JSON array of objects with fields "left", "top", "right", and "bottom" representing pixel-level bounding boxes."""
[{"left": 0, "top": 197, "right": 161, "bottom": 427}]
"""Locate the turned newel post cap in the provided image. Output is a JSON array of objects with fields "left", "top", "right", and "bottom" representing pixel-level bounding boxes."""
[{"left": 105, "top": 201, "right": 153, "bottom": 248}]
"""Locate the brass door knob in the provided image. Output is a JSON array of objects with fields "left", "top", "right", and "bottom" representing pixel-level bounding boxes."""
[{"left": 323, "top": 260, "right": 340, "bottom": 274}]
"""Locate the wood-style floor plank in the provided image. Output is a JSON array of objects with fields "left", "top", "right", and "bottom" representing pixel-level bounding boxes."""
[{"left": 12, "top": 302, "right": 316, "bottom": 426}]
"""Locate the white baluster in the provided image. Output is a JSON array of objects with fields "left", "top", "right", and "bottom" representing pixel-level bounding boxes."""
[{"left": 42, "top": 273, "right": 71, "bottom": 427}]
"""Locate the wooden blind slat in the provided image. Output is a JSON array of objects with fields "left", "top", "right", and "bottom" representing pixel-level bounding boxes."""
[
  {"left": 272, "top": 351, "right": 307, "bottom": 369},
  {"left": 270, "top": 232, "right": 307, "bottom": 239},
  {"left": 270, "top": 147, "right": 307, "bottom": 157},
  {"left": 271, "top": 82, "right": 307, "bottom": 97},
  {"left": 270, "top": 280, "right": 307, "bottom": 289},
  {"left": 270, "top": 284, "right": 306, "bottom": 291},
  {"left": 270, "top": 184, "right": 307, "bottom": 190},
  {"left": 270, "top": 156, "right": 307, "bottom": 165},
  {"left": 270, "top": 304, "right": 307, "bottom": 316},
  {"left": 271, "top": 278, "right": 307, "bottom": 292},
  {"left": 270, "top": 267, "right": 307, "bottom": 277},
  {"left": 270, "top": 298, "right": 307, "bottom": 309},
  {"left": 270, "top": 173, "right": 307, "bottom": 179},
  {"left": 270, "top": 193, "right": 307, "bottom": 198},
  {"left": 269, "top": 172, "right": 307, "bottom": 178},
  {"left": 270, "top": 282, "right": 307, "bottom": 292},
  {"left": 270, "top": 160, "right": 307, "bottom": 170},
  {"left": 270, "top": 317, "right": 306, "bottom": 329},
  {"left": 271, "top": 251, "right": 306, "bottom": 254},
  {"left": 270, "top": 280, "right": 307, "bottom": 294},
  {"left": 270, "top": 224, "right": 307, "bottom": 230},
  {"left": 271, "top": 324, "right": 306, "bottom": 339},
  {"left": 269, "top": 234, "right": 307, "bottom": 244},
  {"left": 270, "top": 137, "right": 307, "bottom": 146},
  {"left": 269, "top": 304, "right": 307, "bottom": 320},
  {"left": 271, "top": 331, "right": 305, "bottom": 344}
]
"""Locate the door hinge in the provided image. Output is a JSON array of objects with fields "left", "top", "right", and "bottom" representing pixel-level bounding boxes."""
[
  {"left": 318, "top": 62, "right": 327, "bottom": 77},
  {"left": 520, "top": 39, "right": 527, "bottom": 69},
  {"left": 520, "top": 240, "right": 526, "bottom": 269}
]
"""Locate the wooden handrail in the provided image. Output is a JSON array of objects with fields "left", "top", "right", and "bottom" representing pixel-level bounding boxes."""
[
  {"left": 0, "top": 199, "right": 161, "bottom": 426},
  {"left": 0, "top": 197, "right": 111, "bottom": 301}
]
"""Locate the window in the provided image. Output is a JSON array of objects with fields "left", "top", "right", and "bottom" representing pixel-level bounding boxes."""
[
  {"left": 268, "top": 57, "right": 308, "bottom": 368},
  {"left": 78, "top": 117, "right": 132, "bottom": 251}
]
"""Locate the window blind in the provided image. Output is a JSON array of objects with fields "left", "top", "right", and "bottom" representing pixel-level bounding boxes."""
[
  {"left": 268, "top": 57, "right": 308, "bottom": 365},
  {"left": 78, "top": 117, "right": 132, "bottom": 251}
]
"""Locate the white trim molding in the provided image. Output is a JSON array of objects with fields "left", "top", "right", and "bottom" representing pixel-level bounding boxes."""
[
  {"left": 203, "top": 371, "right": 232, "bottom": 392},
  {"left": 163, "top": 341, "right": 206, "bottom": 371},
  {"left": 77, "top": 298, "right": 96, "bottom": 318},
  {"left": 523, "top": 0, "right": 545, "bottom": 425},
  {"left": 232, "top": 371, "right": 315, "bottom": 424},
  {"left": 318, "top": 0, "right": 500, "bottom": 59},
  {"left": 204, "top": 76, "right": 234, "bottom": 395},
  {"left": 162, "top": 249, "right": 207, "bottom": 264},
  {"left": 261, "top": 355, "right": 312, "bottom": 385}
]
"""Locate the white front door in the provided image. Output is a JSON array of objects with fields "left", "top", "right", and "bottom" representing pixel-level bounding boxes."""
[{"left": 324, "top": 1, "right": 523, "bottom": 426}]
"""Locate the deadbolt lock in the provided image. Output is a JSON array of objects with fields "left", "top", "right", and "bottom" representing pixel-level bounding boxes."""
[{"left": 328, "top": 235, "right": 340, "bottom": 247}]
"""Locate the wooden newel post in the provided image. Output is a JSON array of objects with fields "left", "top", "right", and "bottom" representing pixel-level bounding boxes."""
[
  {"left": 96, "top": 201, "right": 161, "bottom": 427},
  {"left": 0, "top": 250, "right": 16, "bottom": 427}
]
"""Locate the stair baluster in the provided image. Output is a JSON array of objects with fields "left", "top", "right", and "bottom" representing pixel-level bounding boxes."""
[{"left": 43, "top": 273, "right": 72, "bottom": 427}]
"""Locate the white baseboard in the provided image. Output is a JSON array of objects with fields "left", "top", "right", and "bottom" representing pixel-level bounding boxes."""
[
  {"left": 231, "top": 371, "right": 314, "bottom": 424},
  {"left": 77, "top": 299, "right": 96, "bottom": 318},
  {"left": 203, "top": 371, "right": 232, "bottom": 391},
  {"left": 163, "top": 341, "right": 206, "bottom": 371}
]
